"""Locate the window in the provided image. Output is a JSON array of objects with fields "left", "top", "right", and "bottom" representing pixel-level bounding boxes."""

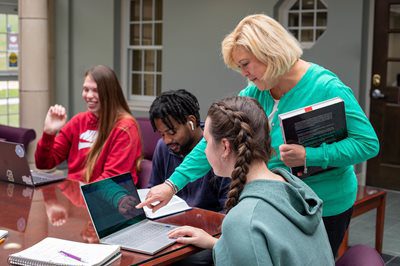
[
  {"left": 0, "top": 12, "right": 19, "bottom": 126},
  {"left": 125, "top": 0, "right": 163, "bottom": 111},
  {"left": 278, "top": 0, "right": 327, "bottom": 49}
]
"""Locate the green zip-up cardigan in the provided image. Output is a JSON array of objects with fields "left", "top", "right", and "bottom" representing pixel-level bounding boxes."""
[{"left": 169, "top": 63, "right": 379, "bottom": 216}]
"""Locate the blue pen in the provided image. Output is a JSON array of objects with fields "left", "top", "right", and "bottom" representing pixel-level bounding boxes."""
[{"left": 59, "top": 250, "right": 86, "bottom": 263}]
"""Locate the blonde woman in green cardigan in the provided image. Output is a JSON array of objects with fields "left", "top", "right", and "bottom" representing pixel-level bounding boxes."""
[{"left": 137, "top": 14, "right": 379, "bottom": 257}]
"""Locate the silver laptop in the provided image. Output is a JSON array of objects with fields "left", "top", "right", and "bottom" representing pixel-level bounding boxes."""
[
  {"left": 0, "top": 140, "right": 66, "bottom": 186},
  {"left": 80, "top": 172, "right": 178, "bottom": 255}
]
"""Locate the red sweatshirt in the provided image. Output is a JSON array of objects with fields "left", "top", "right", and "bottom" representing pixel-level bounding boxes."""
[{"left": 35, "top": 111, "right": 142, "bottom": 184}]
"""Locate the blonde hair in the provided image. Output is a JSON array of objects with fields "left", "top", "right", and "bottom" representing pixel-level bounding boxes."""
[{"left": 221, "top": 14, "right": 303, "bottom": 81}]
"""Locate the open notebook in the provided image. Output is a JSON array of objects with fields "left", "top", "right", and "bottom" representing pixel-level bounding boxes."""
[
  {"left": 138, "top": 188, "right": 191, "bottom": 219},
  {"left": 8, "top": 237, "right": 121, "bottom": 266}
]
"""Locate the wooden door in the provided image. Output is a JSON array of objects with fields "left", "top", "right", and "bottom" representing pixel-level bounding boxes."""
[{"left": 367, "top": 0, "right": 400, "bottom": 190}]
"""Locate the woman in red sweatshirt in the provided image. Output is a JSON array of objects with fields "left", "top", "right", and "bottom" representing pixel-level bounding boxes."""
[{"left": 35, "top": 65, "right": 142, "bottom": 184}]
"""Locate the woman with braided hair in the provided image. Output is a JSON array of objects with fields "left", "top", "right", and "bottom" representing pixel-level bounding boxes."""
[
  {"left": 168, "top": 96, "right": 334, "bottom": 265},
  {"left": 138, "top": 14, "right": 379, "bottom": 257}
]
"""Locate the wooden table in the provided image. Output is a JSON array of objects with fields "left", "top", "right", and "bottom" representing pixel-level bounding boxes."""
[
  {"left": 337, "top": 185, "right": 387, "bottom": 257},
  {"left": 0, "top": 179, "right": 224, "bottom": 265}
]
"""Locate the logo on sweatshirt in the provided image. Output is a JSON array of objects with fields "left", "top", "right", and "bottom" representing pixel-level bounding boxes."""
[{"left": 79, "top": 130, "right": 98, "bottom": 150}]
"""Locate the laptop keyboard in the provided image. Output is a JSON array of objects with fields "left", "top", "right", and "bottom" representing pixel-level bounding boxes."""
[
  {"left": 110, "top": 222, "right": 174, "bottom": 247},
  {"left": 31, "top": 171, "right": 61, "bottom": 183}
]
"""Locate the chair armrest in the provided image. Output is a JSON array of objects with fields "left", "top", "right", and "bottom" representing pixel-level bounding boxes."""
[{"left": 0, "top": 124, "right": 36, "bottom": 151}]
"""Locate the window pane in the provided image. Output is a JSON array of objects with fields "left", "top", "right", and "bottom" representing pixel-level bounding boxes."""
[
  {"left": 132, "top": 50, "right": 142, "bottom": 71},
  {"left": 317, "top": 0, "right": 326, "bottom": 9},
  {"left": 288, "top": 13, "right": 299, "bottom": 27},
  {"left": 155, "top": 0, "right": 163, "bottom": 20},
  {"left": 0, "top": 33, "right": 6, "bottom": 50},
  {"left": 289, "top": 29, "right": 299, "bottom": 39},
  {"left": 130, "top": 0, "right": 140, "bottom": 21},
  {"left": 290, "top": 1, "right": 299, "bottom": 10},
  {"left": 0, "top": 52, "right": 6, "bottom": 70},
  {"left": 388, "top": 33, "right": 400, "bottom": 58},
  {"left": 8, "top": 15, "right": 18, "bottom": 33},
  {"left": 156, "top": 74, "right": 161, "bottom": 96},
  {"left": 390, "top": 5, "right": 400, "bottom": 30},
  {"left": 155, "top": 23, "right": 162, "bottom": 45},
  {"left": 283, "top": 0, "right": 327, "bottom": 47},
  {"left": 302, "top": 12, "right": 314, "bottom": 27},
  {"left": 300, "top": 29, "right": 313, "bottom": 42},
  {"left": 0, "top": 81, "right": 7, "bottom": 99},
  {"left": 130, "top": 24, "right": 140, "bottom": 45},
  {"left": 9, "top": 81, "right": 19, "bottom": 96},
  {"left": 8, "top": 114, "right": 19, "bottom": 127},
  {"left": 143, "top": 0, "right": 153, "bottom": 21},
  {"left": 144, "top": 74, "right": 154, "bottom": 96},
  {"left": 0, "top": 115, "right": 7, "bottom": 123},
  {"left": 131, "top": 74, "right": 142, "bottom": 95},
  {"left": 144, "top": 50, "right": 155, "bottom": 71},
  {"left": 316, "top": 29, "right": 324, "bottom": 39},
  {"left": 387, "top": 62, "right": 400, "bottom": 86},
  {"left": 302, "top": 0, "right": 314, "bottom": 10},
  {"left": 8, "top": 103, "right": 18, "bottom": 114},
  {"left": 156, "top": 50, "right": 162, "bottom": 72},
  {"left": 127, "top": 0, "right": 163, "bottom": 99},
  {"left": 0, "top": 105, "right": 6, "bottom": 114},
  {"left": 0, "top": 15, "right": 6, "bottom": 33},
  {"left": 316, "top": 12, "right": 327, "bottom": 26},
  {"left": 142, "top": 24, "right": 153, "bottom": 45}
]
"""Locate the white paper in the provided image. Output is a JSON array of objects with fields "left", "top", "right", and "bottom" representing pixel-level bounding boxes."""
[{"left": 138, "top": 188, "right": 191, "bottom": 219}]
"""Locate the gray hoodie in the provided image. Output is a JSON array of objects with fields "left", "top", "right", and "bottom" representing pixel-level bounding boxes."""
[{"left": 213, "top": 168, "right": 334, "bottom": 266}]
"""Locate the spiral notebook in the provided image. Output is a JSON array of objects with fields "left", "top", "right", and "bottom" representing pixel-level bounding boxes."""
[{"left": 8, "top": 237, "right": 121, "bottom": 266}]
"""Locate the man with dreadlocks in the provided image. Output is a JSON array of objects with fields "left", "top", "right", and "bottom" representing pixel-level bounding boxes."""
[
  {"left": 148, "top": 89, "right": 230, "bottom": 213},
  {"left": 148, "top": 89, "right": 230, "bottom": 266}
]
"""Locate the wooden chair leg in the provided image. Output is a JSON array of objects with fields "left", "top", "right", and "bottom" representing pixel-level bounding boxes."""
[
  {"left": 375, "top": 194, "right": 386, "bottom": 253},
  {"left": 337, "top": 229, "right": 349, "bottom": 258}
]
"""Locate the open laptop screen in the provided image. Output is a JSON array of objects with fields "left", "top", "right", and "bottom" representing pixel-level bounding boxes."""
[{"left": 81, "top": 173, "right": 146, "bottom": 239}]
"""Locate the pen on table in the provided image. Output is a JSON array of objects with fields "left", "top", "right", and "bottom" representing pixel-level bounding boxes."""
[{"left": 59, "top": 250, "right": 86, "bottom": 263}]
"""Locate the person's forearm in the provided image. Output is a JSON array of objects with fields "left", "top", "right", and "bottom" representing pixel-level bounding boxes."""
[
  {"left": 206, "top": 237, "right": 218, "bottom": 249},
  {"left": 35, "top": 133, "right": 59, "bottom": 169},
  {"left": 169, "top": 138, "right": 211, "bottom": 190}
]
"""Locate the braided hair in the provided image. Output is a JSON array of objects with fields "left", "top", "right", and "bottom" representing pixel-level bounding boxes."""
[
  {"left": 207, "top": 96, "right": 273, "bottom": 212},
  {"left": 149, "top": 89, "right": 200, "bottom": 131}
]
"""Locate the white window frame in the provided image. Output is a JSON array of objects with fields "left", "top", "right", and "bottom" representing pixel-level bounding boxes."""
[
  {"left": 278, "top": 0, "right": 328, "bottom": 49},
  {"left": 120, "top": 0, "right": 162, "bottom": 112}
]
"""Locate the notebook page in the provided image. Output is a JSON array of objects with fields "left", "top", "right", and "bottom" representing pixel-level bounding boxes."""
[
  {"left": 138, "top": 188, "right": 191, "bottom": 219},
  {"left": 9, "top": 237, "right": 120, "bottom": 266}
]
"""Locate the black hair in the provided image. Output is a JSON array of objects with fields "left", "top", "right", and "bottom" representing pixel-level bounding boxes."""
[{"left": 149, "top": 89, "right": 200, "bottom": 131}]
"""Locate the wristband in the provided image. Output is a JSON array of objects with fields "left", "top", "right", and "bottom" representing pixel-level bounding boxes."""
[
  {"left": 164, "top": 179, "right": 178, "bottom": 194},
  {"left": 303, "top": 151, "right": 308, "bottom": 175}
]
